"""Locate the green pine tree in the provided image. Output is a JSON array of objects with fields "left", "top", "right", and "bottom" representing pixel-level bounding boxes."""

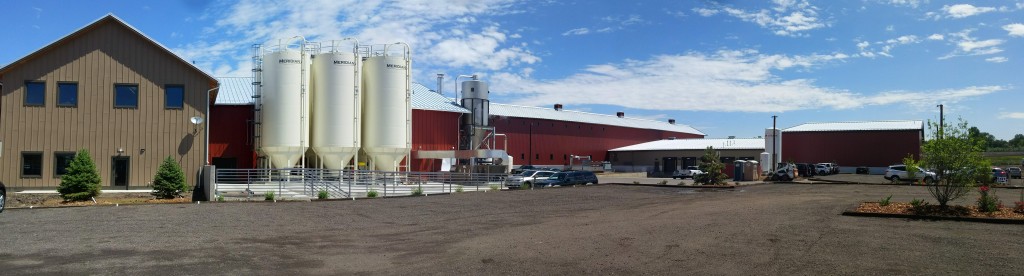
[
  {"left": 152, "top": 156, "right": 187, "bottom": 199},
  {"left": 58, "top": 149, "right": 102, "bottom": 201},
  {"left": 695, "top": 146, "right": 728, "bottom": 185}
]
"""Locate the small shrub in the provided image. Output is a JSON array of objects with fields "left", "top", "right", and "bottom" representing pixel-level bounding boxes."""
[
  {"left": 317, "top": 189, "right": 329, "bottom": 199},
  {"left": 977, "top": 185, "right": 1000, "bottom": 213},
  {"left": 216, "top": 195, "right": 225, "bottom": 202},
  {"left": 489, "top": 184, "right": 500, "bottom": 191},
  {"left": 411, "top": 187, "right": 424, "bottom": 196},
  {"left": 879, "top": 195, "right": 893, "bottom": 206},
  {"left": 367, "top": 189, "right": 379, "bottom": 198},
  {"left": 455, "top": 186, "right": 464, "bottom": 193},
  {"left": 1015, "top": 190, "right": 1024, "bottom": 214},
  {"left": 678, "top": 181, "right": 686, "bottom": 186},
  {"left": 910, "top": 198, "right": 929, "bottom": 214},
  {"left": 58, "top": 149, "right": 102, "bottom": 201},
  {"left": 151, "top": 156, "right": 187, "bottom": 199},
  {"left": 265, "top": 191, "right": 275, "bottom": 201},
  {"left": 521, "top": 182, "right": 532, "bottom": 189},
  {"left": 657, "top": 180, "right": 668, "bottom": 185}
]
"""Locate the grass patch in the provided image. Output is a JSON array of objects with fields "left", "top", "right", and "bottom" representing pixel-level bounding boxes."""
[
  {"left": 264, "top": 191, "right": 275, "bottom": 201},
  {"left": 985, "top": 154, "right": 1024, "bottom": 166},
  {"left": 367, "top": 189, "right": 378, "bottom": 198}
]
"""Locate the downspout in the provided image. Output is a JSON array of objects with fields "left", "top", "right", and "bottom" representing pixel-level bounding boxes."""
[{"left": 206, "top": 86, "right": 219, "bottom": 165}]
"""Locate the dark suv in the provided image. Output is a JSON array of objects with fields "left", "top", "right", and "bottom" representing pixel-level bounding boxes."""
[
  {"left": 538, "top": 171, "right": 598, "bottom": 187},
  {"left": 1008, "top": 167, "right": 1021, "bottom": 179}
]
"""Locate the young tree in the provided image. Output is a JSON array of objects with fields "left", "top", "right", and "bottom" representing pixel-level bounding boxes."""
[
  {"left": 921, "top": 118, "right": 990, "bottom": 207},
  {"left": 695, "top": 146, "right": 727, "bottom": 185},
  {"left": 152, "top": 156, "right": 187, "bottom": 199},
  {"left": 57, "top": 149, "right": 102, "bottom": 201}
]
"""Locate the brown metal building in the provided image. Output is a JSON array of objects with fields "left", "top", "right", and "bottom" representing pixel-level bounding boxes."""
[{"left": 0, "top": 14, "right": 218, "bottom": 189}]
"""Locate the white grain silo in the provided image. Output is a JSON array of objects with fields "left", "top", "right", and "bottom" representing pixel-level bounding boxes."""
[
  {"left": 259, "top": 40, "right": 311, "bottom": 169},
  {"left": 311, "top": 40, "right": 361, "bottom": 170},
  {"left": 361, "top": 43, "right": 411, "bottom": 171}
]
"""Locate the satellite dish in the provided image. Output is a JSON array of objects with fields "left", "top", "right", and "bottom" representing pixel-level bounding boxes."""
[{"left": 190, "top": 116, "right": 204, "bottom": 125}]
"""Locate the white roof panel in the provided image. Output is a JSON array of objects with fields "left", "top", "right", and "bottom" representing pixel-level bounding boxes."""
[
  {"left": 216, "top": 77, "right": 254, "bottom": 105},
  {"left": 610, "top": 138, "right": 764, "bottom": 151},
  {"left": 783, "top": 120, "right": 923, "bottom": 132}
]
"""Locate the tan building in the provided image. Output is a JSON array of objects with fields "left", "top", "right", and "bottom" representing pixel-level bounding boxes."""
[{"left": 0, "top": 14, "right": 217, "bottom": 189}]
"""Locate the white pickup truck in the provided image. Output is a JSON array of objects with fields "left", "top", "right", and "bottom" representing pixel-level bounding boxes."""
[{"left": 672, "top": 166, "right": 704, "bottom": 179}]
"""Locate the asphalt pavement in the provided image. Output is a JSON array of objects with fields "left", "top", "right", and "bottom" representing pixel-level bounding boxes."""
[{"left": 1, "top": 184, "right": 1021, "bottom": 275}]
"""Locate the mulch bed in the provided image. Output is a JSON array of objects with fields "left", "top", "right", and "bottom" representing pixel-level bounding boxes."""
[
  {"left": 9, "top": 192, "right": 193, "bottom": 208},
  {"left": 854, "top": 202, "right": 1024, "bottom": 220}
]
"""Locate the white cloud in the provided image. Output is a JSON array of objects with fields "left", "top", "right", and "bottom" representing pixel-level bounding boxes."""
[
  {"left": 880, "top": 0, "right": 925, "bottom": 8},
  {"left": 489, "top": 49, "right": 999, "bottom": 113},
  {"left": 562, "top": 28, "right": 590, "bottom": 36},
  {"left": 985, "top": 56, "right": 1008, "bottom": 63},
  {"left": 999, "top": 112, "right": 1024, "bottom": 119},
  {"left": 941, "top": 4, "right": 996, "bottom": 18},
  {"left": 939, "top": 29, "right": 1004, "bottom": 59},
  {"left": 693, "top": 8, "right": 719, "bottom": 17},
  {"left": 927, "top": 34, "right": 944, "bottom": 40},
  {"left": 855, "top": 35, "right": 921, "bottom": 58},
  {"left": 1003, "top": 23, "right": 1024, "bottom": 37},
  {"left": 698, "top": 0, "right": 827, "bottom": 37},
  {"left": 175, "top": 0, "right": 535, "bottom": 77}
]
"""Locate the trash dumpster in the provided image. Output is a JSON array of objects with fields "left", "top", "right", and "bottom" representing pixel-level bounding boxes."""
[{"left": 733, "top": 160, "right": 746, "bottom": 181}]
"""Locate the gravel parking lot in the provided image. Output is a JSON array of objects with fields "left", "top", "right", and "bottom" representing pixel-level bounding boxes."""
[{"left": 1, "top": 184, "right": 1022, "bottom": 275}]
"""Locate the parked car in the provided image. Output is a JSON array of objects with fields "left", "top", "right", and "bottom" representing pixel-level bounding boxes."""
[
  {"left": 884, "top": 164, "right": 936, "bottom": 182},
  {"left": 795, "top": 163, "right": 816, "bottom": 177},
  {"left": 1008, "top": 167, "right": 1022, "bottom": 179},
  {"left": 814, "top": 164, "right": 830, "bottom": 175},
  {"left": 511, "top": 165, "right": 537, "bottom": 175},
  {"left": 0, "top": 182, "right": 6, "bottom": 213},
  {"left": 507, "top": 170, "right": 556, "bottom": 189},
  {"left": 992, "top": 168, "right": 1008, "bottom": 184},
  {"left": 536, "top": 171, "right": 598, "bottom": 187},
  {"left": 672, "top": 166, "right": 704, "bottom": 179}
]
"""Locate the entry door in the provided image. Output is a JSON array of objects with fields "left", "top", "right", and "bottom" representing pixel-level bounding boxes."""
[
  {"left": 112, "top": 157, "right": 130, "bottom": 187},
  {"left": 662, "top": 157, "right": 677, "bottom": 173}
]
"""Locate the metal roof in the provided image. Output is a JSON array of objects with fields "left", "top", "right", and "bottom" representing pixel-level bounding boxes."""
[
  {"left": 783, "top": 120, "right": 923, "bottom": 132},
  {"left": 489, "top": 104, "right": 705, "bottom": 135},
  {"left": 609, "top": 138, "right": 765, "bottom": 151},
  {"left": 216, "top": 77, "right": 255, "bottom": 105},
  {"left": 213, "top": 79, "right": 700, "bottom": 134}
]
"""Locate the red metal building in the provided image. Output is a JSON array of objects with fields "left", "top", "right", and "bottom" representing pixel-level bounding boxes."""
[
  {"left": 210, "top": 80, "right": 704, "bottom": 171},
  {"left": 781, "top": 121, "right": 923, "bottom": 171}
]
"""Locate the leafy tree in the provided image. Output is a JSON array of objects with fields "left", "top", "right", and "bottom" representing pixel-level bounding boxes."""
[
  {"left": 695, "top": 146, "right": 727, "bottom": 185},
  {"left": 1009, "top": 134, "right": 1024, "bottom": 148},
  {"left": 921, "top": 119, "right": 990, "bottom": 207},
  {"left": 152, "top": 156, "right": 187, "bottom": 199},
  {"left": 58, "top": 149, "right": 102, "bottom": 201}
]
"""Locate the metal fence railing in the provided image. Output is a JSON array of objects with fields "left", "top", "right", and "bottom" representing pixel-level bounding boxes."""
[{"left": 214, "top": 168, "right": 511, "bottom": 200}]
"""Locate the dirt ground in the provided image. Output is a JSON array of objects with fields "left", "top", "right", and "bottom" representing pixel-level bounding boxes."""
[{"left": 1, "top": 184, "right": 1022, "bottom": 275}]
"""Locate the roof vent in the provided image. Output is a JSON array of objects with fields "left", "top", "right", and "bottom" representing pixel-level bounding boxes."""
[
  {"left": 668, "top": 119, "right": 676, "bottom": 124},
  {"left": 728, "top": 136, "right": 735, "bottom": 139},
  {"left": 667, "top": 137, "right": 677, "bottom": 140},
  {"left": 554, "top": 104, "right": 563, "bottom": 111},
  {"left": 616, "top": 112, "right": 624, "bottom": 118}
]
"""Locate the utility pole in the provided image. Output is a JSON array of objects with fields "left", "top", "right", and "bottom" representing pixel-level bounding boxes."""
[{"left": 772, "top": 115, "right": 778, "bottom": 174}]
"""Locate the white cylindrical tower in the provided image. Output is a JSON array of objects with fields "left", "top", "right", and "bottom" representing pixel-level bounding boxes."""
[
  {"left": 260, "top": 46, "right": 311, "bottom": 169},
  {"left": 764, "top": 128, "right": 782, "bottom": 166},
  {"left": 361, "top": 43, "right": 411, "bottom": 171},
  {"left": 311, "top": 43, "right": 360, "bottom": 170}
]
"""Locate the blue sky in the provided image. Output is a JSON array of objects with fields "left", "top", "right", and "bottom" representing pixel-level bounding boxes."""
[{"left": 3, "top": 0, "right": 1023, "bottom": 139}]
